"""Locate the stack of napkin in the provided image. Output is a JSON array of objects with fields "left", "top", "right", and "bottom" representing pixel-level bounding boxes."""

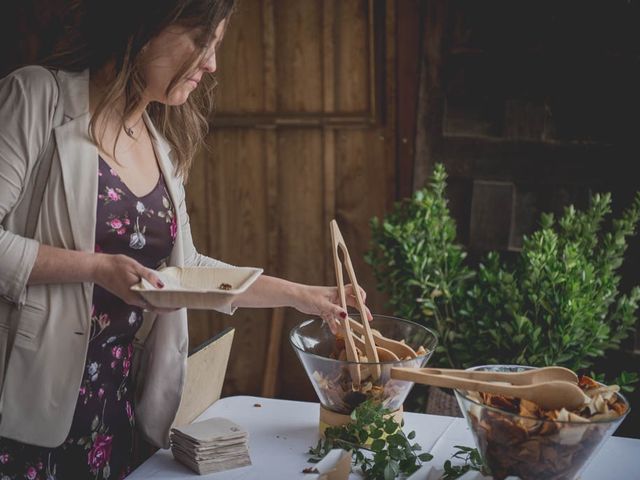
[{"left": 170, "top": 417, "right": 251, "bottom": 475}]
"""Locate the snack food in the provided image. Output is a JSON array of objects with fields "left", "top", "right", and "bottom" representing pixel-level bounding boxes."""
[
  {"left": 311, "top": 335, "right": 428, "bottom": 414},
  {"left": 458, "top": 373, "right": 629, "bottom": 480}
]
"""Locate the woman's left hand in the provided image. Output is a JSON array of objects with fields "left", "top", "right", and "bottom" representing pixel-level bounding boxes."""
[{"left": 292, "top": 283, "right": 373, "bottom": 335}]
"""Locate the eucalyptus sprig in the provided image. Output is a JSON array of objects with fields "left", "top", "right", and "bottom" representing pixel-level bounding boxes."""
[
  {"left": 441, "top": 445, "right": 486, "bottom": 479},
  {"left": 307, "top": 401, "right": 433, "bottom": 480}
]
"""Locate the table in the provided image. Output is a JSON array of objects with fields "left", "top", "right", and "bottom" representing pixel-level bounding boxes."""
[{"left": 128, "top": 395, "right": 640, "bottom": 479}]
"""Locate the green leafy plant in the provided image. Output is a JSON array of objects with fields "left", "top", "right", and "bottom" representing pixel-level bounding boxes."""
[
  {"left": 590, "top": 370, "right": 639, "bottom": 393},
  {"left": 365, "top": 165, "right": 474, "bottom": 369},
  {"left": 308, "top": 400, "right": 433, "bottom": 479},
  {"left": 367, "top": 164, "right": 640, "bottom": 377},
  {"left": 441, "top": 445, "right": 486, "bottom": 479}
]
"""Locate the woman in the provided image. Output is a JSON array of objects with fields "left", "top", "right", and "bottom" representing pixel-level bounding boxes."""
[{"left": 0, "top": 1, "right": 369, "bottom": 478}]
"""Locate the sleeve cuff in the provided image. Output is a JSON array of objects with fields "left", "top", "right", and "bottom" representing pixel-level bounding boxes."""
[{"left": 1, "top": 236, "right": 39, "bottom": 307}]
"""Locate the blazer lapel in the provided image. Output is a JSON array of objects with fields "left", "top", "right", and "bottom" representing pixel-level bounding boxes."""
[{"left": 53, "top": 112, "right": 98, "bottom": 252}]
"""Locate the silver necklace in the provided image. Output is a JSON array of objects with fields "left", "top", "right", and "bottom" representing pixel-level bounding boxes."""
[{"left": 124, "top": 116, "right": 143, "bottom": 136}]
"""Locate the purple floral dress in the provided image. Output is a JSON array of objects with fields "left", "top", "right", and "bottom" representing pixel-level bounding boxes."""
[{"left": 0, "top": 157, "right": 177, "bottom": 479}]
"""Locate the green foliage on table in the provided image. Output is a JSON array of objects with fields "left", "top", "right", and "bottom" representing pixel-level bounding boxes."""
[
  {"left": 366, "top": 164, "right": 640, "bottom": 374},
  {"left": 307, "top": 400, "right": 433, "bottom": 480},
  {"left": 441, "top": 445, "right": 486, "bottom": 479}
]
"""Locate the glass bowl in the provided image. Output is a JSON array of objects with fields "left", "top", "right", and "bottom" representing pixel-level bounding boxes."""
[
  {"left": 454, "top": 365, "right": 630, "bottom": 480},
  {"left": 289, "top": 314, "right": 437, "bottom": 414}
]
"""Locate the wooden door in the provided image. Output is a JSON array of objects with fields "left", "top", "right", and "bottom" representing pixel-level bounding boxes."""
[{"left": 185, "top": 0, "right": 397, "bottom": 401}]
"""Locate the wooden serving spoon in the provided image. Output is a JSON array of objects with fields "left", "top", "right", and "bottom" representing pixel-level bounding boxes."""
[
  {"left": 347, "top": 317, "right": 418, "bottom": 359},
  {"left": 390, "top": 367, "right": 589, "bottom": 410},
  {"left": 419, "top": 366, "right": 578, "bottom": 385}
]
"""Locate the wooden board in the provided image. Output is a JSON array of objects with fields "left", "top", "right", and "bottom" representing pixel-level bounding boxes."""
[{"left": 173, "top": 328, "right": 235, "bottom": 428}]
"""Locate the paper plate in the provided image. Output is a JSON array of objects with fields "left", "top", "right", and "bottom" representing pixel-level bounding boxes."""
[{"left": 131, "top": 266, "right": 263, "bottom": 309}]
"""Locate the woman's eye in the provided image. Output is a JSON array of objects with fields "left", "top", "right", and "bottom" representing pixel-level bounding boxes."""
[{"left": 188, "top": 31, "right": 207, "bottom": 47}]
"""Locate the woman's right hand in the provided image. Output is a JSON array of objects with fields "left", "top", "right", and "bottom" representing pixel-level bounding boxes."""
[{"left": 92, "top": 253, "right": 165, "bottom": 309}]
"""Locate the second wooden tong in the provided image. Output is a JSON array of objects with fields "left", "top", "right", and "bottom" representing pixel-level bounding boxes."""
[{"left": 330, "top": 220, "right": 380, "bottom": 381}]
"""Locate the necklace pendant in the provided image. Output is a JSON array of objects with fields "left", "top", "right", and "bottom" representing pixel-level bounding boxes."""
[{"left": 126, "top": 127, "right": 134, "bottom": 136}]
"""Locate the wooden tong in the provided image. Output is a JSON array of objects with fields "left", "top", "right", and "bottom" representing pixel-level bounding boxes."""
[
  {"left": 405, "top": 366, "right": 578, "bottom": 385},
  {"left": 390, "top": 366, "right": 588, "bottom": 410},
  {"left": 330, "top": 220, "right": 380, "bottom": 381},
  {"left": 350, "top": 334, "right": 399, "bottom": 362}
]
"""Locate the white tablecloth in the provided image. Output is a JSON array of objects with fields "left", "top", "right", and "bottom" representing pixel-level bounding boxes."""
[{"left": 127, "top": 395, "right": 640, "bottom": 479}]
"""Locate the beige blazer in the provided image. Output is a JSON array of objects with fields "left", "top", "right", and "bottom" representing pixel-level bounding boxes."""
[{"left": 0, "top": 66, "right": 235, "bottom": 448}]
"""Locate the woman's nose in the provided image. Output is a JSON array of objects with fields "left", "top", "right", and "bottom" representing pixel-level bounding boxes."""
[{"left": 201, "top": 51, "right": 217, "bottom": 73}]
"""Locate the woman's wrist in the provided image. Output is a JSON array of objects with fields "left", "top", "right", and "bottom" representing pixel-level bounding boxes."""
[
  {"left": 286, "top": 281, "right": 308, "bottom": 312},
  {"left": 87, "top": 252, "right": 105, "bottom": 285}
]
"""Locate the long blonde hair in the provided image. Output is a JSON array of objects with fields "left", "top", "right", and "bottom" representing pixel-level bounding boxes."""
[{"left": 45, "top": 0, "right": 236, "bottom": 180}]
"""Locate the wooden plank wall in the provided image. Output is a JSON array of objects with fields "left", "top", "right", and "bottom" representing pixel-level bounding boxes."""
[
  {"left": 185, "top": 0, "right": 397, "bottom": 401},
  {"left": 0, "top": 0, "right": 67, "bottom": 77},
  {"left": 3, "top": 0, "right": 637, "bottom": 427}
]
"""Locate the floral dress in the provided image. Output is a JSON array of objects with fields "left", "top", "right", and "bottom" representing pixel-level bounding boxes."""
[{"left": 0, "top": 157, "right": 177, "bottom": 479}]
